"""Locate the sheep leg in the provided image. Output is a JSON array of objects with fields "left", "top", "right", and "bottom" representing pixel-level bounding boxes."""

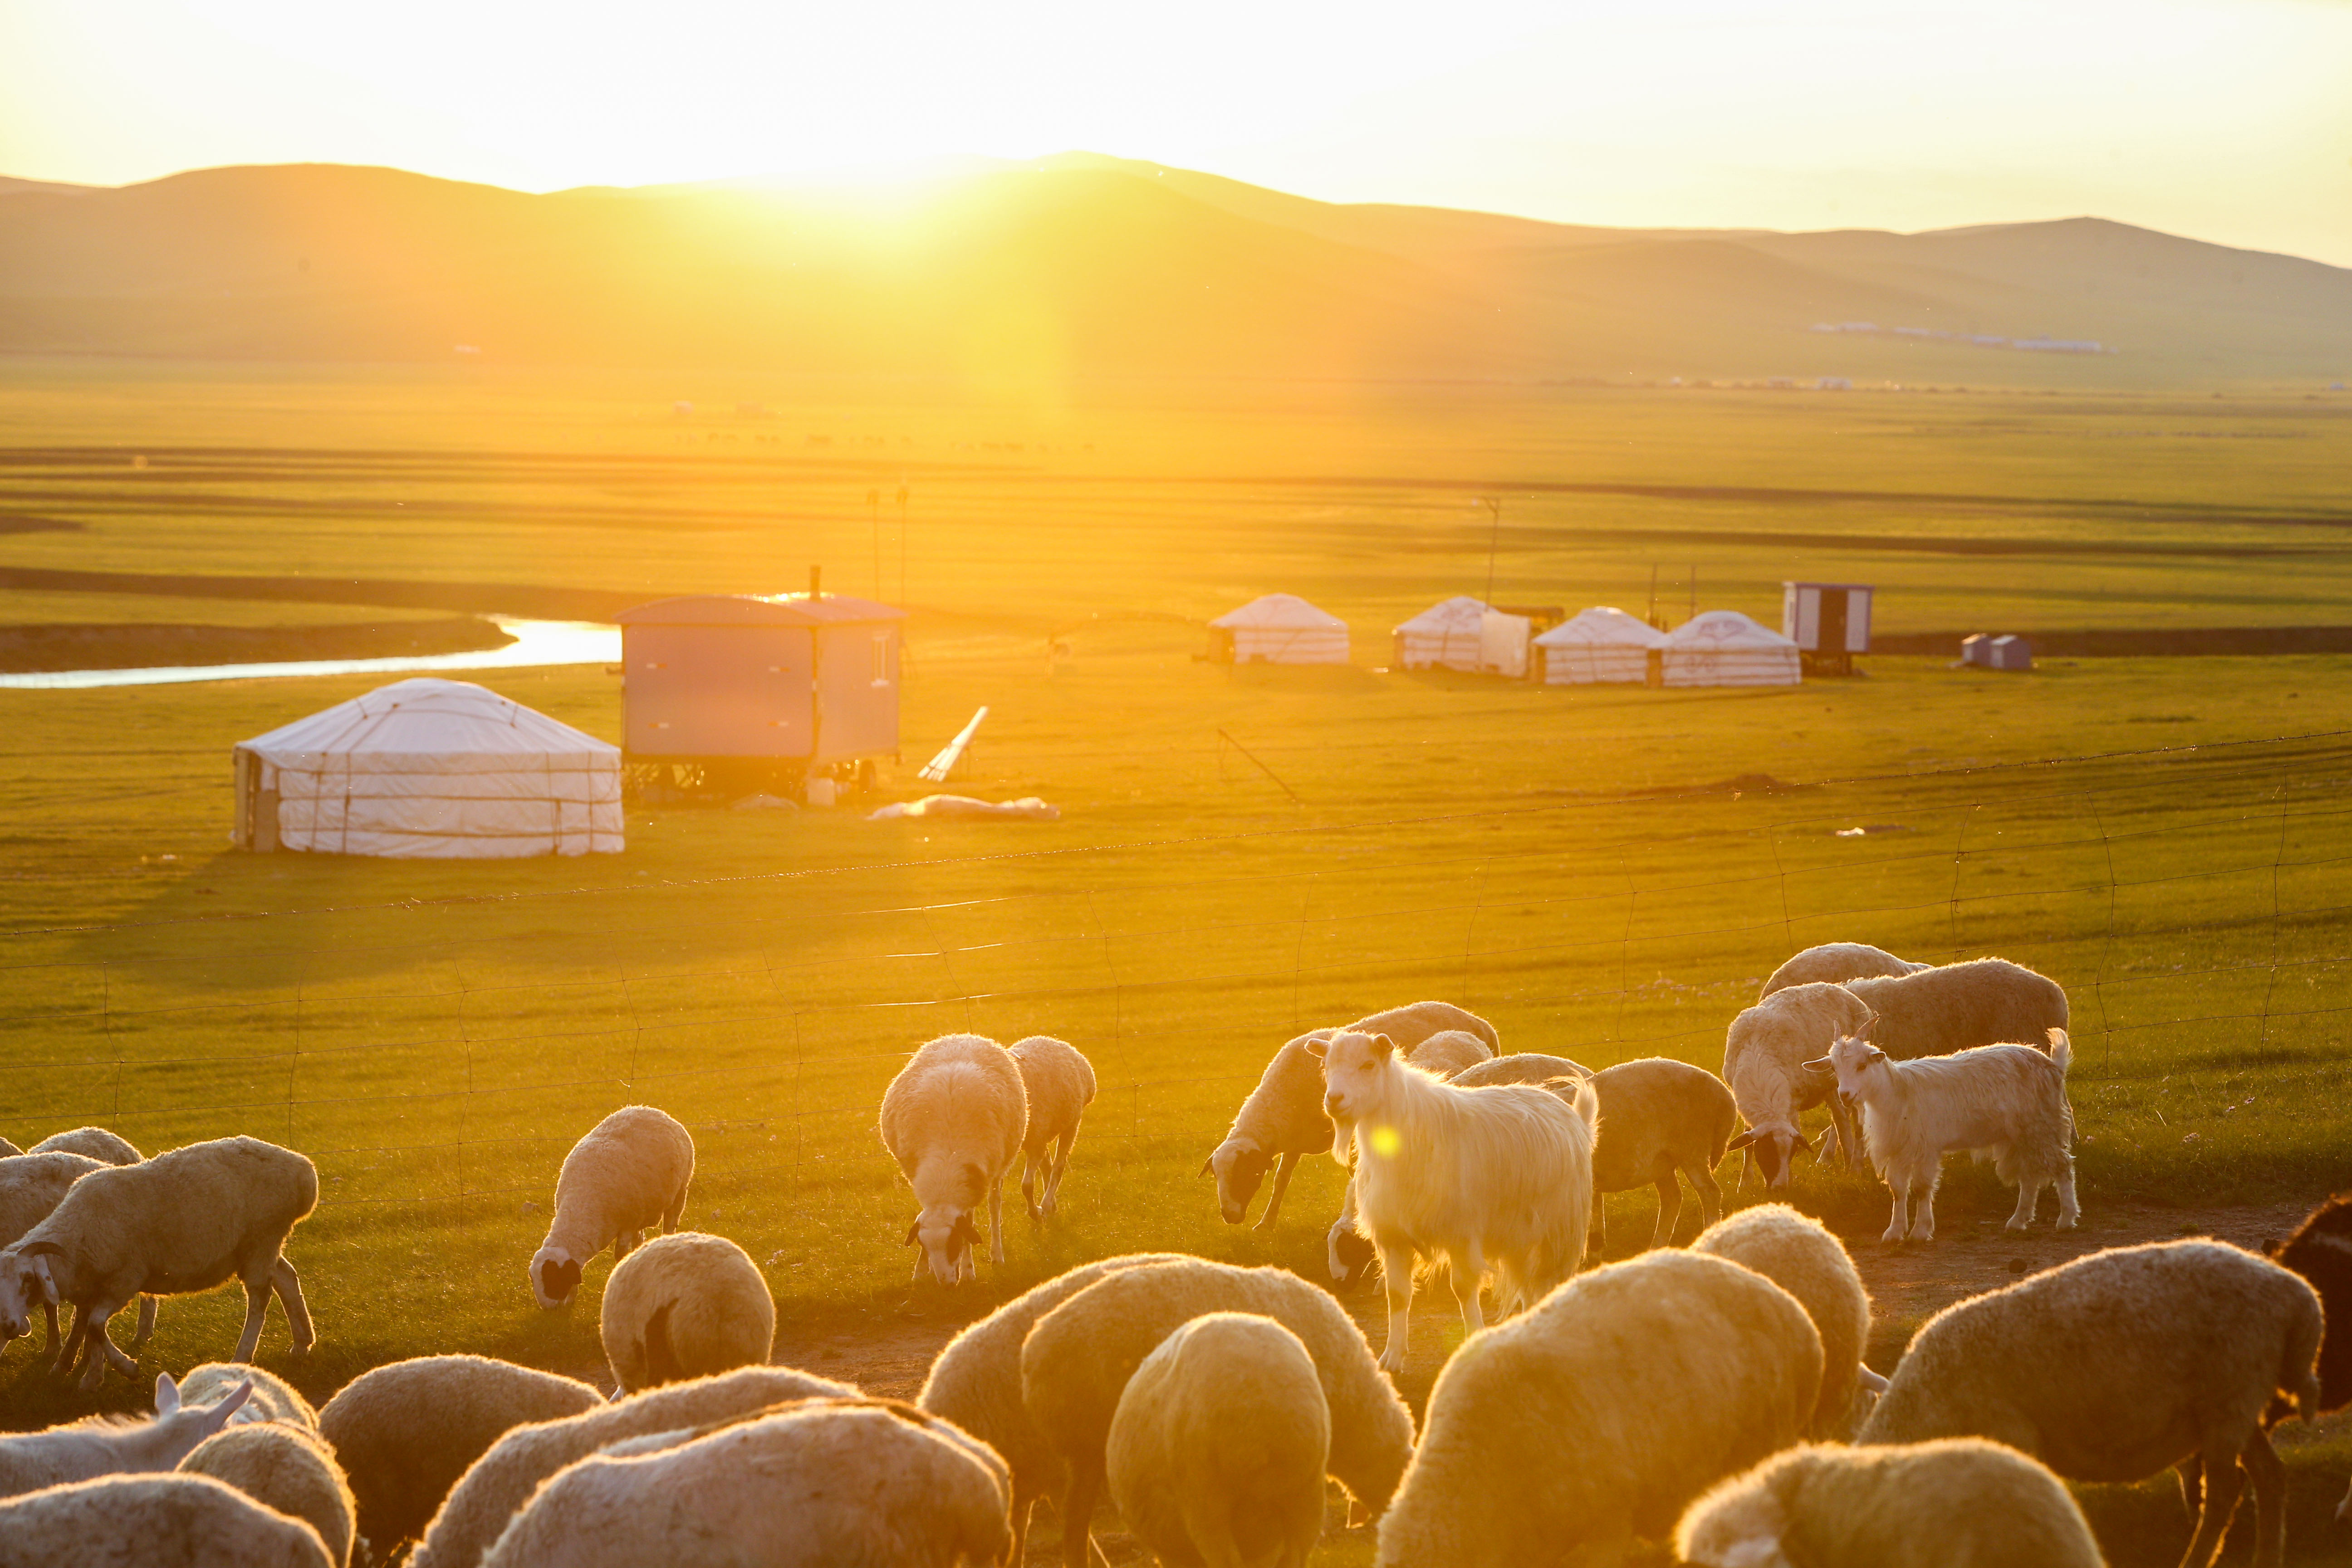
[
  {"left": 2177, "top": 1456, "right": 2204, "bottom": 1522},
  {"left": 78, "top": 1301, "right": 137, "bottom": 1389},
  {"left": 614, "top": 1229, "right": 639, "bottom": 1263},
  {"left": 131, "top": 1295, "right": 157, "bottom": 1351},
  {"left": 2178, "top": 1442, "right": 2245, "bottom": 1568},
  {"left": 234, "top": 1271, "right": 274, "bottom": 1363},
  {"left": 39, "top": 1301, "right": 59, "bottom": 1361},
  {"left": 2055, "top": 1165, "right": 2080, "bottom": 1230},
  {"left": 1043, "top": 1127, "right": 1076, "bottom": 1216},
  {"left": 2005, "top": 1175, "right": 2045, "bottom": 1231},
  {"left": 1589, "top": 1200, "right": 1607, "bottom": 1265},
  {"left": 988, "top": 1175, "right": 1007, "bottom": 1265},
  {"left": 1376, "top": 1243, "right": 1416, "bottom": 1373},
  {"left": 1881, "top": 1178, "right": 1911, "bottom": 1244},
  {"left": 1060, "top": 1462, "right": 1103, "bottom": 1568},
  {"left": 1648, "top": 1166, "right": 1683, "bottom": 1250},
  {"left": 2243, "top": 1427, "right": 2286, "bottom": 1568},
  {"left": 1909, "top": 1171, "right": 1940, "bottom": 1242},
  {"left": 1687, "top": 1157, "right": 1724, "bottom": 1230},
  {"left": 1830, "top": 1097, "right": 1861, "bottom": 1169},
  {"left": 662, "top": 1184, "right": 687, "bottom": 1234},
  {"left": 1447, "top": 1243, "right": 1488, "bottom": 1338},
  {"left": 271, "top": 1257, "right": 315, "bottom": 1356},
  {"left": 1020, "top": 1149, "right": 1042, "bottom": 1222}
]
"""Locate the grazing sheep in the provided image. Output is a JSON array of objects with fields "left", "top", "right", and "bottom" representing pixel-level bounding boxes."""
[
  {"left": 1842, "top": 957, "right": 2069, "bottom": 1062},
  {"left": 879, "top": 1034, "right": 1028, "bottom": 1284},
  {"left": 1107, "top": 1313, "right": 1328, "bottom": 1568},
  {"left": 1377, "top": 1249, "right": 1822, "bottom": 1567},
  {"left": 30, "top": 1126, "right": 142, "bottom": 1165},
  {"left": 0, "top": 1135, "right": 316, "bottom": 1388},
  {"left": 1205, "top": 1034, "right": 1334, "bottom": 1231},
  {"left": 181, "top": 1362, "right": 318, "bottom": 1430},
  {"left": 1676, "top": 1438, "right": 2102, "bottom": 1568},
  {"left": 1860, "top": 1240, "right": 2321, "bottom": 1568},
  {"left": 1583, "top": 1058, "right": 1739, "bottom": 1253},
  {"left": 318, "top": 1355, "right": 601, "bottom": 1566},
  {"left": 600, "top": 1230, "right": 775, "bottom": 1395},
  {"left": 918, "top": 1253, "right": 1187, "bottom": 1566},
  {"left": 0, "top": 1471, "right": 333, "bottom": 1568},
  {"left": 1761, "top": 942, "right": 1927, "bottom": 998},
  {"left": 1346, "top": 1000, "right": 1499, "bottom": 1053},
  {"left": 1818, "top": 1029, "right": 2077, "bottom": 1243},
  {"left": 1314, "top": 1029, "right": 1597, "bottom": 1371},
  {"left": 2268, "top": 1193, "right": 2352, "bottom": 1416},
  {"left": 476, "top": 1397, "right": 1010, "bottom": 1568},
  {"left": 1008, "top": 1034, "right": 1096, "bottom": 1220},
  {"left": 1023, "top": 1257, "right": 1416, "bottom": 1568},
  {"left": 1692, "top": 1204, "right": 1877, "bottom": 1437},
  {"left": 408, "top": 1365, "right": 856, "bottom": 1568},
  {"left": 527, "top": 1106, "right": 693, "bottom": 1311},
  {"left": 1449, "top": 1052, "right": 1593, "bottom": 1088},
  {"left": 0, "top": 1370, "right": 254, "bottom": 1499},
  {"left": 1402, "top": 1029, "right": 1493, "bottom": 1079},
  {"left": 1723, "top": 982, "right": 1872, "bottom": 1190},
  {"left": 180, "top": 1422, "right": 356, "bottom": 1567},
  {"left": 0, "top": 1149, "right": 156, "bottom": 1365}
]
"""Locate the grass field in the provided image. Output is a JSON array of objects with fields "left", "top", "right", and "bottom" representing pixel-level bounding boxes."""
[{"left": 3, "top": 362, "right": 2352, "bottom": 1563}]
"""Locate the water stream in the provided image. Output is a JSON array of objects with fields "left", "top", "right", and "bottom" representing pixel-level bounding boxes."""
[{"left": 0, "top": 619, "right": 622, "bottom": 691}]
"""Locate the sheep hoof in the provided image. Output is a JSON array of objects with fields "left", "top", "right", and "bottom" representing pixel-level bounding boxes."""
[
  {"left": 1880, "top": 1227, "right": 1907, "bottom": 1245},
  {"left": 1377, "top": 1347, "right": 1407, "bottom": 1375},
  {"left": 2057, "top": 1215, "right": 2079, "bottom": 1231}
]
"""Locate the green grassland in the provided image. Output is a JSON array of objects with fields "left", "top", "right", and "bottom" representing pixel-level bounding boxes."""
[{"left": 3, "top": 363, "right": 2352, "bottom": 1562}]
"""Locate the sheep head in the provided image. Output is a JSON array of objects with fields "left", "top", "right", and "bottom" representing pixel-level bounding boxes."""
[
  {"left": 0, "top": 1244, "right": 59, "bottom": 1341},
  {"left": 1204, "top": 1138, "right": 1272, "bottom": 1223},
  {"left": 1312, "top": 1030, "right": 1396, "bottom": 1128},
  {"left": 529, "top": 1245, "right": 585, "bottom": 1309},
  {"left": 905, "top": 1206, "right": 983, "bottom": 1284},
  {"left": 1725, "top": 1124, "right": 1817, "bottom": 1189},
  {"left": 1818, "top": 1033, "right": 1888, "bottom": 1098}
]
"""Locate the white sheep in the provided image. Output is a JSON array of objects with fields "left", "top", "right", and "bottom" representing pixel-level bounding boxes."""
[
  {"left": 0, "top": 1149, "right": 159, "bottom": 1366},
  {"left": 1448, "top": 1052, "right": 1593, "bottom": 1087},
  {"left": 1346, "top": 1000, "right": 1500, "bottom": 1053},
  {"left": 599, "top": 1230, "right": 775, "bottom": 1395},
  {"left": 1818, "top": 1028, "right": 2077, "bottom": 1243},
  {"left": 1205, "top": 1034, "right": 1334, "bottom": 1231},
  {"left": 408, "top": 1365, "right": 856, "bottom": 1568},
  {"left": 1841, "top": 957, "right": 2069, "bottom": 1061},
  {"left": 0, "top": 1471, "right": 334, "bottom": 1568},
  {"left": 180, "top": 1421, "right": 357, "bottom": 1568},
  {"left": 528, "top": 1106, "right": 694, "bottom": 1310},
  {"left": 1691, "top": 1204, "right": 1879, "bottom": 1437},
  {"left": 878, "top": 1033, "right": 1028, "bottom": 1284},
  {"left": 30, "top": 1126, "right": 143, "bottom": 1165},
  {"left": 1401, "top": 1028, "right": 1493, "bottom": 1078},
  {"left": 1375, "top": 1249, "right": 1822, "bottom": 1567},
  {"left": 1860, "top": 1240, "right": 2322, "bottom": 1568},
  {"left": 1007, "top": 1034, "right": 1096, "bottom": 1219},
  {"left": 1760, "top": 942, "right": 1926, "bottom": 998},
  {"left": 1107, "top": 1311, "right": 1329, "bottom": 1568},
  {"left": 0, "top": 1134, "right": 317, "bottom": 1388},
  {"left": 1584, "top": 1057, "right": 1740, "bottom": 1254},
  {"left": 0, "top": 1370, "right": 255, "bottom": 1499},
  {"left": 1023, "top": 1256, "right": 1417, "bottom": 1568},
  {"left": 1676, "top": 1438, "right": 2103, "bottom": 1568},
  {"left": 1722, "top": 982, "right": 1872, "bottom": 1190},
  {"left": 317, "top": 1354, "right": 602, "bottom": 1565},
  {"left": 475, "top": 1396, "right": 1010, "bottom": 1568},
  {"left": 180, "top": 1361, "right": 318, "bottom": 1430},
  {"left": 1315, "top": 1028, "right": 1597, "bottom": 1371}
]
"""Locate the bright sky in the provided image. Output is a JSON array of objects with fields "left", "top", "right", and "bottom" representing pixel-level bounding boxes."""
[{"left": 3, "top": 0, "right": 2348, "bottom": 265}]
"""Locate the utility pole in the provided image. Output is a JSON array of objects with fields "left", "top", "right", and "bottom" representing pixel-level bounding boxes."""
[
  {"left": 867, "top": 489, "right": 882, "bottom": 600},
  {"left": 896, "top": 482, "right": 910, "bottom": 607},
  {"left": 1478, "top": 496, "right": 1503, "bottom": 607}
]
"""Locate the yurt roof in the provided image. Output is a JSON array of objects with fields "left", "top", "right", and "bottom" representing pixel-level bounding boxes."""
[
  {"left": 1663, "top": 610, "right": 1799, "bottom": 649},
  {"left": 239, "top": 678, "right": 618, "bottom": 763},
  {"left": 1535, "top": 606, "right": 1669, "bottom": 648},
  {"left": 1394, "top": 595, "right": 1492, "bottom": 634},
  {"left": 615, "top": 593, "right": 904, "bottom": 627},
  {"left": 1210, "top": 593, "right": 1347, "bottom": 630}
]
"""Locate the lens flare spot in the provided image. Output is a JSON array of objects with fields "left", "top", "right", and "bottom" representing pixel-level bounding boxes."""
[{"left": 1368, "top": 1125, "right": 1401, "bottom": 1158}]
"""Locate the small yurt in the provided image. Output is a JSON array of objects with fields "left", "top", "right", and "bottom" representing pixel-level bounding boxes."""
[
  {"left": 232, "top": 678, "right": 622, "bottom": 857},
  {"left": 1394, "top": 596, "right": 1491, "bottom": 671},
  {"left": 1661, "top": 611, "right": 1803, "bottom": 687},
  {"left": 1207, "top": 593, "right": 1350, "bottom": 665},
  {"left": 1534, "top": 607, "right": 1669, "bottom": 684}
]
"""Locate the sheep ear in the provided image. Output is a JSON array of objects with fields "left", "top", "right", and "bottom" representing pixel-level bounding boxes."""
[
  {"left": 1725, "top": 1129, "right": 1760, "bottom": 1152},
  {"left": 1790, "top": 1132, "right": 1820, "bottom": 1161},
  {"left": 1198, "top": 1156, "right": 1215, "bottom": 1178},
  {"left": 962, "top": 1161, "right": 985, "bottom": 1193},
  {"left": 1302, "top": 1036, "right": 1328, "bottom": 1059},
  {"left": 155, "top": 1372, "right": 180, "bottom": 1415},
  {"left": 1800, "top": 1057, "right": 1832, "bottom": 1073},
  {"left": 901, "top": 1220, "right": 921, "bottom": 1247},
  {"left": 1370, "top": 1033, "right": 1396, "bottom": 1059},
  {"left": 19, "top": 1240, "right": 61, "bottom": 1259},
  {"left": 1865, "top": 1045, "right": 1887, "bottom": 1063},
  {"left": 196, "top": 1381, "right": 255, "bottom": 1434}
]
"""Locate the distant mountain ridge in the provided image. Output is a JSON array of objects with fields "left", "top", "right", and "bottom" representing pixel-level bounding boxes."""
[{"left": 0, "top": 155, "right": 2344, "bottom": 385}]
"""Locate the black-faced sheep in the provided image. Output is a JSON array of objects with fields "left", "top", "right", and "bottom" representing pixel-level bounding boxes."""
[
  {"left": 1723, "top": 982, "right": 1871, "bottom": 1190},
  {"left": 599, "top": 1230, "right": 775, "bottom": 1394},
  {"left": 1205, "top": 1034, "right": 1333, "bottom": 1231},
  {"left": 528, "top": 1106, "right": 694, "bottom": 1310},
  {"left": 878, "top": 1034, "right": 1028, "bottom": 1284}
]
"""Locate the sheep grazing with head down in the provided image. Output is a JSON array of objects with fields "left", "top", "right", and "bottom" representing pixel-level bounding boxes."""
[
  {"left": 29, "top": 1126, "right": 142, "bottom": 1166},
  {"left": 1692, "top": 1204, "right": 1880, "bottom": 1437},
  {"left": 600, "top": 1231, "right": 775, "bottom": 1395},
  {"left": 0, "top": 1371, "right": 255, "bottom": 1499},
  {"left": 1376, "top": 1249, "right": 1822, "bottom": 1568},
  {"left": 1006, "top": 1034, "right": 1095, "bottom": 1220},
  {"left": 1841, "top": 957, "right": 2069, "bottom": 1062},
  {"left": 880, "top": 1034, "right": 1028, "bottom": 1284},
  {"left": 0, "top": 1471, "right": 334, "bottom": 1568},
  {"left": 0, "top": 1150, "right": 158, "bottom": 1367},
  {"left": 180, "top": 1421, "right": 357, "bottom": 1568},
  {"left": 528, "top": 1106, "right": 694, "bottom": 1311},
  {"left": 1760, "top": 942, "right": 1927, "bottom": 999},
  {"left": 1205, "top": 1034, "right": 1334, "bottom": 1231},
  {"left": 1582, "top": 1057, "right": 1739, "bottom": 1254},
  {"left": 1676, "top": 1438, "right": 2103, "bottom": 1568},
  {"left": 1723, "top": 982, "right": 1872, "bottom": 1190},
  {"left": 1860, "top": 1240, "right": 2321, "bottom": 1568}
]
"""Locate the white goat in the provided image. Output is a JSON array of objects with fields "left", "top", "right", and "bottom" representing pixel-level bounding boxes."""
[
  {"left": 1311, "top": 1029, "right": 1597, "bottom": 1373},
  {"left": 1816, "top": 1027, "right": 2078, "bottom": 1244}
]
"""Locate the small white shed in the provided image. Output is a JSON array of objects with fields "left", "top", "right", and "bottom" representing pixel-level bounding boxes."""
[
  {"left": 1783, "top": 581, "right": 1872, "bottom": 675},
  {"left": 1534, "top": 607, "right": 1669, "bottom": 685},
  {"left": 1207, "top": 594, "right": 1350, "bottom": 665},
  {"left": 1662, "top": 611, "right": 1803, "bottom": 687}
]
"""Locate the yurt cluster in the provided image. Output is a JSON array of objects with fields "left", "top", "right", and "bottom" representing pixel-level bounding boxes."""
[{"left": 1210, "top": 588, "right": 1839, "bottom": 686}]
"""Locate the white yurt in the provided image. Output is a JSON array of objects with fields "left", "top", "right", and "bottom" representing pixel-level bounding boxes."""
[
  {"left": 1207, "top": 593, "right": 1350, "bottom": 665},
  {"left": 232, "top": 678, "right": 623, "bottom": 857},
  {"left": 1534, "top": 607, "right": 1669, "bottom": 685},
  {"left": 1661, "top": 611, "right": 1803, "bottom": 687},
  {"left": 1394, "top": 596, "right": 1490, "bottom": 671}
]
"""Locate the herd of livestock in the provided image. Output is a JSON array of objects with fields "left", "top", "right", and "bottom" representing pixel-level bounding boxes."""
[{"left": 0, "top": 938, "right": 2343, "bottom": 1567}]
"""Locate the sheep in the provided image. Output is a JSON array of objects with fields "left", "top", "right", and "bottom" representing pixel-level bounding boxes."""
[
  {"left": 1347, "top": 1000, "right": 1499, "bottom": 1053},
  {"left": 1008, "top": 1034, "right": 1096, "bottom": 1220},
  {"left": 0, "top": 1149, "right": 159, "bottom": 1365},
  {"left": 1107, "top": 1312, "right": 1329, "bottom": 1568},
  {"left": 180, "top": 1421, "right": 357, "bottom": 1568},
  {"left": 1205, "top": 1034, "right": 1334, "bottom": 1231},
  {"left": 0, "top": 1134, "right": 317, "bottom": 1388},
  {"left": 599, "top": 1230, "right": 775, "bottom": 1395},
  {"left": 1859, "top": 1239, "right": 2322, "bottom": 1568},
  {"left": 1675, "top": 1438, "right": 2103, "bottom": 1568},
  {"left": 1722, "top": 981, "right": 1872, "bottom": 1190},
  {"left": 918, "top": 1252, "right": 1187, "bottom": 1567},
  {"left": 407, "top": 1365, "right": 856, "bottom": 1568},
  {"left": 1448, "top": 1051, "right": 1592, "bottom": 1087},
  {"left": 1314, "top": 1028, "right": 1597, "bottom": 1371},
  {"left": 1691, "top": 1204, "right": 1878, "bottom": 1437},
  {"left": 879, "top": 1033, "right": 1028, "bottom": 1284},
  {"left": 0, "top": 1471, "right": 334, "bottom": 1568},
  {"left": 1323, "top": 1028, "right": 1514, "bottom": 1280},
  {"left": 1760, "top": 942, "right": 1927, "bottom": 998},
  {"left": 1818, "top": 1028, "right": 2077, "bottom": 1243},
  {"left": 1841, "top": 957, "right": 2069, "bottom": 1062},
  {"left": 1583, "top": 1057, "right": 1739, "bottom": 1254},
  {"left": 1401, "top": 1028, "right": 1492, "bottom": 1078},
  {"left": 527, "top": 1105, "right": 693, "bottom": 1311},
  {"left": 1376, "top": 1249, "right": 1822, "bottom": 1567},
  {"left": 475, "top": 1396, "right": 1010, "bottom": 1568},
  {"left": 317, "top": 1354, "right": 602, "bottom": 1566},
  {"left": 30, "top": 1126, "right": 143, "bottom": 1165},
  {"left": 2267, "top": 1192, "right": 2352, "bottom": 1417},
  {"left": 0, "top": 1370, "right": 255, "bottom": 1499},
  {"left": 1023, "top": 1256, "right": 1416, "bottom": 1568},
  {"left": 181, "top": 1361, "right": 319, "bottom": 1430}
]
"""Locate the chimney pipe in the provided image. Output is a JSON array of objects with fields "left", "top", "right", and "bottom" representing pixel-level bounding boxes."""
[{"left": 809, "top": 565, "right": 821, "bottom": 599}]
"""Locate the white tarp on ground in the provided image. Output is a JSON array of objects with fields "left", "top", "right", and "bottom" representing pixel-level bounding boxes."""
[
  {"left": 236, "top": 677, "right": 622, "bottom": 857},
  {"left": 1394, "top": 596, "right": 1494, "bottom": 671},
  {"left": 1661, "top": 610, "right": 1803, "bottom": 687},
  {"left": 1209, "top": 593, "right": 1350, "bottom": 664},
  {"left": 1534, "top": 606, "right": 1669, "bottom": 684}
]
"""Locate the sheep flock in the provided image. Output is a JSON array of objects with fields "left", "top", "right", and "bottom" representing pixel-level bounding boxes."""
[{"left": 0, "top": 945, "right": 2342, "bottom": 1568}]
